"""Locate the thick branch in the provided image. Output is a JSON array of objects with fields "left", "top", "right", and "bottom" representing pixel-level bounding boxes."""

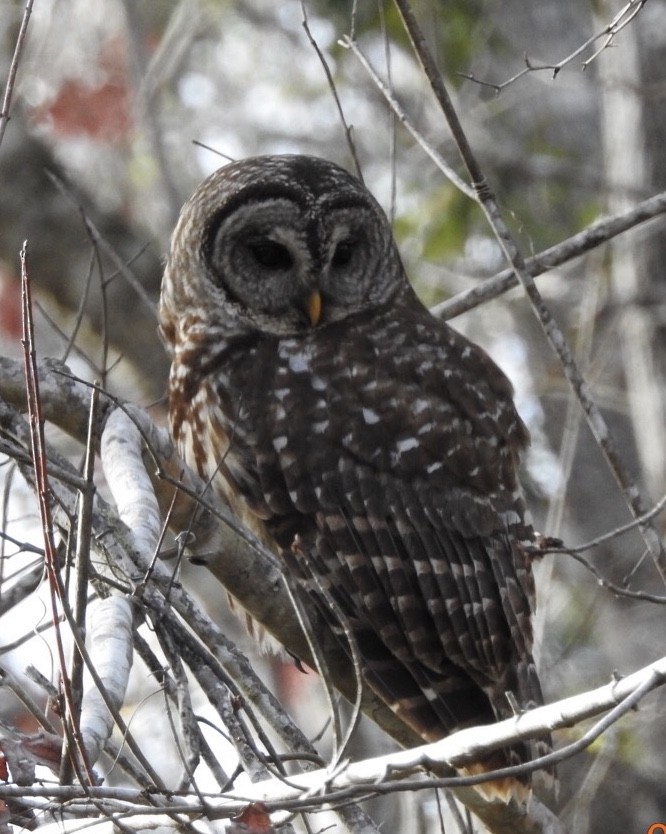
[{"left": 2, "top": 655, "right": 663, "bottom": 830}]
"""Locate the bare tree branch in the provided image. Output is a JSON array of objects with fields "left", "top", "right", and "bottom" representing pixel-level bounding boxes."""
[
  {"left": 172, "top": 653, "right": 666, "bottom": 810},
  {"left": 341, "top": 36, "right": 476, "bottom": 199},
  {"left": 301, "top": 2, "right": 363, "bottom": 181},
  {"left": 432, "top": 189, "right": 666, "bottom": 320},
  {"left": 390, "top": 0, "right": 666, "bottom": 592},
  {"left": 2, "top": 654, "right": 665, "bottom": 830},
  {"left": 0, "top": 0, "right": 34, "bottom": 151},
  {"left": 459, "top": 0, "right": 648, "bottom": 92}
]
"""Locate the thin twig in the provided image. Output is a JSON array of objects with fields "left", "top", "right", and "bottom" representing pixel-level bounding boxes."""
[
  {"left": 156, "top": 629, "right": 203, "bottom": 792},
  {"left": 547, "top": 492, "right": 666, "bottom": 557},
  {"left": 0, "top": 0, "right": 34, "bottom": 151},
  {"left": 341, "top": 36, "right": 476, "bottom": 200},
  {"left": 45, "top": 172, "right": 157, "bottom": 317},
  {"left": 582, "top": 0, "right": 647, "bottom": 70},
  {"left": 301, "top": 2, "right": 363, "bottom": 181},
  {"left": 121, "top": 0, "right": 182, "bottom": 229},
  {"left": 60, "top": 386, "right": 99, "bottom": 785},
  {"left": 460, "top": 0, "right": 647, "bottom": 92},
  {"left": 560, "top": 548, "right": 666, "bottom": 605},
  {"left": 378, "top": 0, "right": 398, "bottom": 224},
  {"left": 0, "top": 666, "right": 59, "bottom": 736},
  {"left": 292, "top": 546, "right": 365, "bottom": 772},
  {"left": 21, "top": 241, "right": 95, "bottom": 788}
]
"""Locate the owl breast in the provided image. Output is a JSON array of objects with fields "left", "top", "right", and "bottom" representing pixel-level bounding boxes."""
[{"left": 183, "top": 295, "right": 530, "bottom": 547}]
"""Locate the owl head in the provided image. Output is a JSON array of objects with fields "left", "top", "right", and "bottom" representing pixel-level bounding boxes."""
[{"left": 160, "top": 155, "right": 408, "bottom": 344}]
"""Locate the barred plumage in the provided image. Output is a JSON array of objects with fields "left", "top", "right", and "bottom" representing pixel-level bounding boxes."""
[{"left": 159, "top": 155, "right": 549, "bottom": 794}]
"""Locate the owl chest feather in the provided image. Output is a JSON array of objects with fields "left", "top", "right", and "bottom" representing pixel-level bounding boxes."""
[{"left": 205, "top": 309, "right": 529, "bottom": 540}]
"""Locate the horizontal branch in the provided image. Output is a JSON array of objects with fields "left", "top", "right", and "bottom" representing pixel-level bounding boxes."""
[{"left": 2, "top": 654, "right": 663, "bottom": 831}]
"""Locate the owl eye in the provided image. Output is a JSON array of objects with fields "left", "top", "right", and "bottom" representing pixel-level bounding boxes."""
[
  {"left": 247, "top": 240, "right": 294, "bottom": 270},
  {"left": 331, "top": 238, "right": 358, "bottom": 269}
]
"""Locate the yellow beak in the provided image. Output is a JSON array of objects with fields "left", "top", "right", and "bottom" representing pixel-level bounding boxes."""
[{"left": 307, "top": 290, "right": 322, "bottom": 327}]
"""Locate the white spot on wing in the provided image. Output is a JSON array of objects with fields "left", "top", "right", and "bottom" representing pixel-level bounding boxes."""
[
  {"left": 362, "top": 407, "right": 380, "bottom": 425},
  {"left": 427, "top": 461, "right": 443, "bottom": 474},
  {"left": 396, "top": 437, "right": 419, "bottom": 453},
  {"left": 288, "top": 353, "right": 309, "bottom": 373},
  {"left": 273, "top": 436, "right": 288, "bottom": 452}
]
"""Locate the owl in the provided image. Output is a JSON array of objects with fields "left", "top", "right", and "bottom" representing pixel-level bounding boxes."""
[{"left": 159, "top": 154, "right": 548, "bottom": 794}]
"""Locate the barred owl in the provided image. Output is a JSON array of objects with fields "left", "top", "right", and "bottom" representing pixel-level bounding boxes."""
[{"left": 159, "top": 155, "right": 547, "bottom": 792}]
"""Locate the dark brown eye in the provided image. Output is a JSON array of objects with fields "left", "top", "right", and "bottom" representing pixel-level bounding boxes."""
[
  {"left": 248, "top": 240, "right": 293, "bottom": 270},
  {"left": 331, "top": 238, "right": 357, "bottom": 268}
]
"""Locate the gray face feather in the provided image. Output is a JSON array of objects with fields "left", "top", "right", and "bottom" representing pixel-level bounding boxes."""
[{"left": 162, "top": 154, "right": 404, "bottom": 339}]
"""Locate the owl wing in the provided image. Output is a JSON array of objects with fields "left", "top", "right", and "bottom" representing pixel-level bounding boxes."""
[{"left": 218, "top": 296, "right": 543, "bottom": 754}]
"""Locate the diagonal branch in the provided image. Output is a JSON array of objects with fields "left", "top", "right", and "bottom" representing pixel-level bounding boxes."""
[
  {"left": 391, "top": 0, "right": 666, "bottom": 589},
  {"left": 0, "top": 0, "right": 35, "bottom": 151},
  {"left": 431, "top": 189, "right": 666, "bottom": 320}
]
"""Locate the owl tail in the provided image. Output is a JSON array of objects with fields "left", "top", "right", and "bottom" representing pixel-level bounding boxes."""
[
  {"left": 467, "top": 660, "right": 556, "bottom": 805},
  {"left": 361, "top": 655, "right": 548, "bottom": 804},
  {"left": 514, "top": 656, "right": 557, "bottom": 795}
]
